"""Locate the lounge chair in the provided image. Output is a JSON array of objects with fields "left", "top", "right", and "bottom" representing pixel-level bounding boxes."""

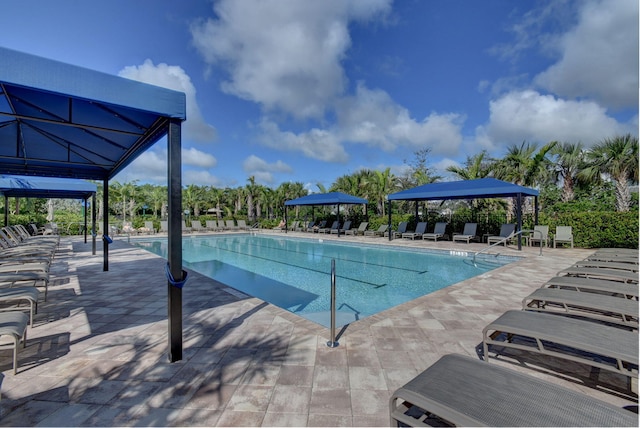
[
  {"left": 237, "top": 220, "right": 250, "bottom": 230},
  {"left": 363, "top": 224, "right": 387, "bottom": 237},
  {"left": 331, "top": 220, "right": 351, "bottom": 234},
  {"left": 190, "top": 221, "right": 205, "bottom": 233},
  {"left": 487, "top": 223, "right": 516, "bottom": 246},
  {"left": 422, "top": 222, "right": 448, "bottom": 241},
  {"left": 217, "top": 220, "right": 228, "bottom": 230},
  {"left": 159, "top": 221, "right": 168, "bottom": 233},
  {"left": 0, "top": 272, "right": 50, "bottom": 301},
  {"left": 402, "top": 222, "right": 427, "bottom": 239},
  {"left": 387, "top": 221, "right": 408, "bottom": 239},
  {"left": 528, "top": 225, "right": 549, "bottom": 247},
  {"left": 553, "top": 226, "right": 574, "bottom": 248},
  {"left": 0, "top": 286, "right": 39, "bottom": 326},
  {"left": 310, "top": 220, "right": 326, "bottom": 233},
  {"left": 181, "top": 220, "right": 192, "bottom": 233},
  {"left": 225, "top": 220, "right": 238, "bottom": 231},
  {"left": 572, "top": 260, "right": 638, "bottom": 272},
  {"left": 143, "top": 221, "right": 156, "bottom": 234},
  {"left": 482, "top": 310, "right": 638, "bottom": 379},
  {"left": 586, "top": 254, "right": 638, "bottom": 264},
  {"left": 544, "top": 275, "right": 639, "bottom": 299},
  {"left": 321, "top": 221, "right": 339, "bottom": 234},
  {"left": 523, "top": 287, "right": 638, "bottom": 328},
  {"left": 452, "top": 223, "right": 477, "bottom": 244},
  {"left": 558, "top": 266, "right": 638, "bottom": 284},
  {"left": 205, "top": 220, "right": 219, "bottom": 231},
  {"left": 0, "top": 311, "right": 29, "bottom": 374},
  {"left": 389, "top": 354, "right": 637, "bottom": 427},
  {"left": 294, "top": 221, "right": 308, "bottom": 232},
  {"left": 345, "top": 221, "right": 368, "bottom": 236}
]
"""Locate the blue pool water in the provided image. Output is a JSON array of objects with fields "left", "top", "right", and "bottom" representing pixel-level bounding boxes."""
[{"left": 133, "top": 234, "right": 515, "bottom": 327}]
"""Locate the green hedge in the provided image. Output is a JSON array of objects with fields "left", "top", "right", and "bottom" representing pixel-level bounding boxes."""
[{"left": 539, "top": 211, "right": 638, "bottom": 249}]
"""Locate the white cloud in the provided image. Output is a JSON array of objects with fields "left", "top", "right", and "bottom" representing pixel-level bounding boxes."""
[
  {"left": 183, "top": 169, "right": 222, "bottom": 186},
  {"left": 190, "top": 0, "right": 391, "bottom": 119},
  {"left": 534, "top": 0, "right": 638, "bottom": 109},
  {"left": 182, "top": 147, "right": 217, "bottom": 168},
  {"left": 337, "top": 83, "right": 465, "bottom": 155},
  {"left": 479, "top": 90, "right": 633, "bottom": 147},
  {"left": 242, "top": 155, "right": 293, "bottom": 184},
  {"left": 118, "top": 59, "right": 217, "bottom": 142},
  {"left": 258, "top": 119, "right": 349, "bottom": 162}
]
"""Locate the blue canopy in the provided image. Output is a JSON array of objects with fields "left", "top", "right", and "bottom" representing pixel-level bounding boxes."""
[
  {"left": 285, "top": 192, "right": 367, "bottom": 206},
  {"left": 0, "top": 47, "right": 186, "bottom": 362},
  {"left": 0, "top": 174, "right": 96, "bottom": 199},
  {"left": 387, "top": 178, "right": 538, "bottom": 201},
  {"left": 0, "top": 46, "right": 186, "bottom": 180}
]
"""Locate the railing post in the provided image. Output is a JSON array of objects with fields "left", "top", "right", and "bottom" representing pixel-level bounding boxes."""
[{"left": 327, "top": 259, "right": 339, "bottom": 348}]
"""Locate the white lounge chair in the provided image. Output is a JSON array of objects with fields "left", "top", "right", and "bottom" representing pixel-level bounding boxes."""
[{"left": 553, "top": 226, "right": 574, "bottom": 248}]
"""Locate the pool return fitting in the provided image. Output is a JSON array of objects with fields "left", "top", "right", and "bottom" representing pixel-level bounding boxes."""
[{"left": 327, "top": 259, "right": 339, "bottom": 348}]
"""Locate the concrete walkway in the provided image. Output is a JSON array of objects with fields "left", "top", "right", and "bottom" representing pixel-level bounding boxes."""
[{"left": 0, "top": 232, "right": 636, "bottom": 426}]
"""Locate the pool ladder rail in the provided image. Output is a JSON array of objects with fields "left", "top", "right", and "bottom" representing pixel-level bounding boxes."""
[{"left": 472, "top": 229, "right": 543, "bottom": 267}]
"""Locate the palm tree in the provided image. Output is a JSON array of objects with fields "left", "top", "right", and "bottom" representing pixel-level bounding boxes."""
[
  {"left": 550, "top": 142, "right": 585, "bottom": 202},
  {"left": 493, "top": 141, "right": 556, "bottom": 220},
  {"left": 578, "top": 134, "right": 639, "bottom": 212},
  {"left": 245, "top": 176, "right": 260, "bottom": 221},
  {"left": 446, "top": 151, "right": 492, "bottom": 181},
  {"left": 364, "top": 168, "right": 397, "bottom": 216}
]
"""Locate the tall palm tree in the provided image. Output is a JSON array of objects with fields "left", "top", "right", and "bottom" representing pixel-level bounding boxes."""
[
  {"left": 578, "top": 134, "right": 639, "bottom": 212},
  {"left": 364, "top": 168, "right": 397, "bottom": 216},
  {"left": 446, "top": 151, "right": 492, "bottom": 180},
  {"left": 493, "top": 141, "right": 556, "bottom": 219},
  {"left": 245, "top": 176, "right": 261, "bottom": 221},
  {"left": 550, "top": 142, "right": 585, "bottom": 202}
]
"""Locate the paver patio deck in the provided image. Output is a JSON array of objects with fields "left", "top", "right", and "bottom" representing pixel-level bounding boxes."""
[{"left": 0, "top": 231, "right": 637, "bottom": 426}]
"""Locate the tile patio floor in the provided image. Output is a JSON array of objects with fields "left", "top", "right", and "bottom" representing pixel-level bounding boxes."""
[{"left": 0, "top": 231, "right": 637, "bottom": 426}]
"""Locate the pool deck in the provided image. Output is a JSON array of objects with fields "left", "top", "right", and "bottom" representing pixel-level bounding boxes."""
[{"left": 1, "top": 230, "right": 637, "bottom": 426}]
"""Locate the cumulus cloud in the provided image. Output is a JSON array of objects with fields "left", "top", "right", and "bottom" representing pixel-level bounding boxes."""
[
  {"left": 182, "top": 147, "right": 217, "bottom": 168},
  {"left": 258, "top": 119, "right": 349, "bottom": 162},
  {"left": 242, "top": 155, "right": 293, "bottom": 184},
  {"left": 183, "top": 169, "right": 222, "bottom": 186},
  {"left": 479, "top": 90, "right": 633, "bottom": 147},
  {"left": 337, "top": 83, "right": 465, "bottom": 155},
  {"left": 534, "top": 0, "right": 638, "bottom": 109},
  {"left": 190, "top": 0, "right": 391, "bottom": 119},
  {"left": 118, "top": 60, "right": 217, "bottom": 142}
]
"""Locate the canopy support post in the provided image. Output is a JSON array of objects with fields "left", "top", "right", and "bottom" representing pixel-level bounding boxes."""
[
  {"left": 83, "top": 198, "right": 88, "bottom": 243},
  {"left": 388, "top": 200, "right": 392, "bottom": 241},
  {"left": 337, "top": 203, "right": 341, "bottom": 237},
  {"left": 516, "top": 192, "right": 523, "bottom": 250},
  {"left": 91, "top": 193, "right": 96, "bottom": 255},
  {"left": 3, "top": 195, "right": 7, "bottom": 227},
  {"left": 168, "top": 118, "right": 183, "bottom": 363},
  {"left": 534, "top": 196, "right": 539, "bottom": 225},
  {"left": 103, "top": 179, "right": 109, "bottom": 271}
]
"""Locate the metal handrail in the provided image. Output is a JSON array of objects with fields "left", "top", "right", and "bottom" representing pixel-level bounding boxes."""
[{"left": 473, "top": 229, "right": 543, "bottom": 266}]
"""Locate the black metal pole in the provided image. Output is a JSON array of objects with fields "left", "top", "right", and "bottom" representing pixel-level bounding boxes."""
[
  {"left": 83, "top": 198, "right": 88, "bottom": 243},
  {"left": 103, "top": 179, "right": 109, "bottom": 271},
  {"left": 92, "top": 193, "right": 96, "bottom": 255},
  {"left": 517, "top": 193, "right": 522, "bottom": 250},
  {"left": 3, "top": 196, "right": 7, "bottom": 227},
  {"left": 168, "top": 118, "right": 183, "bottom": 362},
  {"left": 388, "top": 200, "right": 392, "bottom": 241}
]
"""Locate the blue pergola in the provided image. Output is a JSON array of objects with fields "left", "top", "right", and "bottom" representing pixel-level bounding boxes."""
[
  {"left": 0, "top": 47, "right": 187, "bottom": 362},
  {"left": 284, "top": 192, "right": 368, "bottom": 236},
  {"left": 387, "top": 178, "right": 539, "bottom": 249},
  {"left": 0, "top": 174, "right": 97, "bottom": 241}
]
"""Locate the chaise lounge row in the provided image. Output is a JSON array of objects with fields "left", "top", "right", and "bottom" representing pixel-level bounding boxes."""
[{"left": 390, "top": 247, "right": 639, "bottom": 426}]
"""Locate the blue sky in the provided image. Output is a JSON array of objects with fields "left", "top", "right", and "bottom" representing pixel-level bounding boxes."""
[{"left": 1, "top": 0, "right": 637, "bottom": 190}]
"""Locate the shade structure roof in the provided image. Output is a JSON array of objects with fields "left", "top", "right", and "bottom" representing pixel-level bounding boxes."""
[
  {"left": 0, "top": 174, "right": 96, "bottom": 199},
  {"left": 285, "top": 192, "right": 368, "bottom": 206},
  {"left": 0, "top": 46, "right": 186, "bottom": 180},
  {"left": 387, "top": 178, "right": 539, "bottom": 202}
]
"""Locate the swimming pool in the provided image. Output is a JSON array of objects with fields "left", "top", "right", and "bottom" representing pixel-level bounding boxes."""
[{"left": 133, "top": 234, "right": 515, "bottom": 327}]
